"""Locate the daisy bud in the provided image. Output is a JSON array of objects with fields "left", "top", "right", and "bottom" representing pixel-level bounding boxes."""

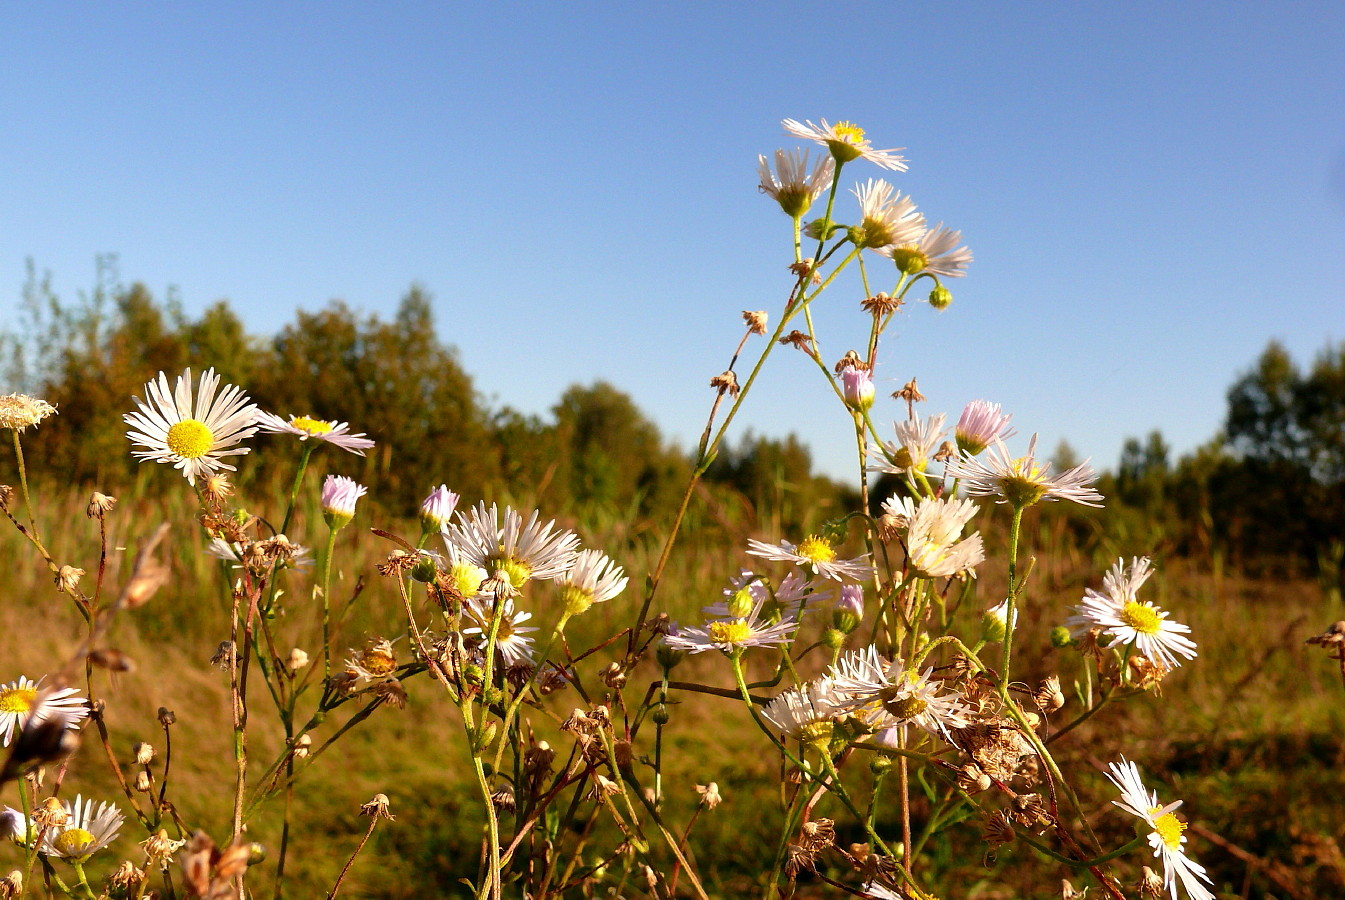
[
  {"left": 821, "top": 627, "right": 845, "bottom": 649},
  {"left": 133, "top": 742, "right": 156, "bottom": 765},
  {"left": 833, "top": 584, "right": 864, "bottom": 634},
  {"left": 651, "top": 703, "right": 670, "bottom": 725},
  {"left": 419, "top": 485, "right": 458, "bottom": 534},
  {"left": 134, "top": 770, "right": 152, "bottom": 792},
  {"left": 956, "top": 400, "right": 1015, "bottom": 456},
  {"left": 85, "top": 492, "right": 117, "bottom": 518},
  {"left": 928, "top": 284, "right": 952, "bottom": 310},
  {"left": 321, "top": 475, "right": 366, "bottom": 530},
  {"left": 725, "top": 586, "right": 754, "bottom": 619},
  {"left": 655, "top": 633, "right": 686, "bottom": 672},
  {"left": 868, "top": 755, "right": 893, "bottom": 775},
  {"left": 410, "top": 552, "right": 439, "bottom": 584},
  {"left": 980, "top": 600, "right": 1015, "bottom": 644},
  {"left": 839, "top": 367, "right": 875, "bottom": 413},
  {"left": 1049, "top": 625, "right": 1074, "bottom": 648}
]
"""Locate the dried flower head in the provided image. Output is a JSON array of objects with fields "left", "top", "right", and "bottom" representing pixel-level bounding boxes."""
[
  {"left": 0, "top": 394, "right": 56, "bottom": 431},
  {"left": 695, "top": 782, "right": 722, "bottom": 809},
  {"left": 54, "top": 566, "right": 84, "bottom": 595},
  {"left": 359, "top": 793, "right": 394, "bottom": 820},
  {"left": 85, "top": 492, "right": 117, "bottom": 518},
  {"left": 742, "top": 310, "right": 768, "bottom": 334}
]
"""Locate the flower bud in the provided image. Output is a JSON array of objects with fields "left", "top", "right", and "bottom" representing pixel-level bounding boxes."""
[
  {"left": 656, "top": 634, "right": 686, "bottom": 673},
  {"left": 832, "top": 584, "right": 864, "bottom": 634},
  {"left": 321, "top": 475, "right": 366, "bottom": 530},
  {"left": 133, "top": 742, "right": 156, "bottom": 765},
  {"left": 1049, "top": 625, "right": 1074, "bottom": 649},
  {"left": 839, "top": 367, "right": 875, "bottom": 412},
  {"left": 981, "top": 600, "right": 1015, "bottom": 644},
  {"left": 410, "top": 552, "right": 439, "bottom": 583},
  {"left": 419, "top": 485, "right": 458, "bottom": 534},
  {"left": 928, "top": 284, "right": 952, "bottom": 310}
]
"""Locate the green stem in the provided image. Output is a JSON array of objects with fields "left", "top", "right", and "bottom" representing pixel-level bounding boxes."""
[{"left": 279, "top": 443, "right": 316, "bottom": 537}]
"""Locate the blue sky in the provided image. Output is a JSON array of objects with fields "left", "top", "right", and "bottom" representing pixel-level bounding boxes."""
[{"left": 4, "top": 2, "right": 1342, "bottom": 480}]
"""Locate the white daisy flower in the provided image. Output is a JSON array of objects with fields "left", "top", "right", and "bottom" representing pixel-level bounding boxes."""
[
  {"left": 880, "top": 222, "right": 972, "bottom": 278},
  {"left": 943, "top": 433, "right": 1103, "bottom": 508},
  {"left": 447, "top": 502, "right": 580, "bottom": 590},
  {"left": 38, "top": 795, "right": 124, "bottom": 860},
  {"left": 342, "top": 639, "right": 400, "bottom": 690},
  {"left": 1106, "top": 758, "right": 1215, "bottom": 900},
  {"left": 746, "top": 535, "right": 872, "bottom": 583},
  {"left": 761, "top": 677, "right": 842, "bottom": 742},
  {"left": 829, "top": 646, "right": 972, "bottom": 742},
  {"left": 1065, "top": 558, "right": 1197, "bottom": 668},
  {"left": 851, "top": 179, "right": 925, "bottom": 250},
  {"left": 254, "top": 412, "right": 375, "bottom": 456},
  {"left": 782, "top": 118, "right": 908, "bottom": 171},
  {"left": 882, "top": 494, "right": 985, "bottom": 579},
  {"left": 557, "top": 549, "right": 628, "bottom": 615},
  {"left": 124, "top": 368, "right": 259, "bottom": 486},
  {"left": 663, "top": 583, "right": 799, "bottom": 656},
  {"left": 757, "top": 148, "right": 834, "bottom": 218},
  {"left": 869, "top": 413, "right": 948, "bottom": 475},
  {"left": 463, "top": 596, "right": 539, "bottom": 667},
  {"left": 705, "top": 570, "right": 830, "bottom": 620},
  {"left": 1, "top": 806, "right": 34, "bottom": 844},
  {"left": 955, "top": 400, "right": 1016, "bottom": 456},
  {"left": 0, "top": 676, "right": 88, "bottom": 747}
]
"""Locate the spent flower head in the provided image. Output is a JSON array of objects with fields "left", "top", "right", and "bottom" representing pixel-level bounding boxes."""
[
  {"left": 254, "top": 412, "right": 375, "bottom": 456},
  {"left": 944, "top": 433, "right": 1103, "bottom": 508},
  {"left": 0, "top": 394, "right": 56, "bottom": 431},
  {"left": 124, "top": 368, "right": 259, "bottom": 486},
  {"left": 782, "top": 118, "right": 908, "bottom": 170}
]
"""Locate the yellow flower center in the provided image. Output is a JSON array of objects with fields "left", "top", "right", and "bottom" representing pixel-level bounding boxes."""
[
  {"left": 708, "top": 620, "right": 752, "bottom": 645},
  {"left": 0, "top": 687, "right": 36, "bottom": 713},
  {"left": 500, "top": 558, "right": 533, "bottom": 590},
  {"left": 450, "top": 563, "right": 487, "bottom": 598},
  {"left": 832, "top": 121, "right": 866, "bottom": 143},
  {"left": 882, "top": 693, "right": 929, "bottom": 721},
  {"left": 1121, "top": 601, "right": 1163, "bottom": 635},
  {"left": 52, "top": 827, "right": 95, "bottom": 857},
  {"left": 797, "top": 536, "right": 837, "bottom": 566},
  {"left": 290, "top": 416, "right": 334, "bottom": 436},
  {"left": 1150, "top": 808, "right": 1187, "bottom": 849},
  {"left": 165, "top": 419, "right": 214, "bottom": 458}
]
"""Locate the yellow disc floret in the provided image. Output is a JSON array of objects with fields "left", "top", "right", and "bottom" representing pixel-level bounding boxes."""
[
  {"left": 0, "top": 687, "right": 36, "bottom": 713},
  {"left": 165, "top": 419, "right": 214, "bottom": 459},
  {"left": 52, "top": 827, "right": 95, "bottom": 857},
  {"left": 290, "top": 416, "right": 334, "bottom": 436},
  {"left": 797, "top": 535, "right": 837, "bottom": 566},
  {"left": 882, "top": 693, "right": 929, "bottom": 722},
  {"left": 708, "top": 620, "right": 752, "bottom": 645},
  {"left": 826, "top": 121, "right": 867, "bottom": 163},
  {"left": 1121, "top": 601, "right": 1163, "bottom": 635},
  {"left": 1150, "top": 808, "right": 1187, "bottom": 849}
]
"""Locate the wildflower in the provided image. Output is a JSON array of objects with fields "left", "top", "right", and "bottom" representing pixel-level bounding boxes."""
[
  {"left": 254, "top": 412, "right": 375, "bottom": 456},
  {"left": 955, "top": 400, "right": 1016, "bottom": 456},
  {"left": 287, "top": 648, "right": 309, "bottom": 671},
  {"left": 663, "top": 586, "right": 799, "bottom": 656},
  {"left": 359, "top": 793, "right": 394, "bottom": 820},
  {"left": 123, "top": 368, "right": 258, "bottom": 486},
  {"left": 762, "top": 678, "right": 841, "bottom": 744},
  {"left": 833, "top": 584, "right": 864, "bottom": 633},
  {"left": 0, "top": 394, "right": 56, "bottom": 431},
  {"left": 829, "top": 647, "right": 972, "bottom": 743},
  {"left": 880, "top": 223, "right": 972, "bottom": 278},
  {"left": 37, "top": 795, "right": 123, "bottom": 860},
  {"left": 462, "top": 597, "right": 539, "bottom": 667},
  {"left": 558, "top": 549, "right": 628, "bottom": 615},
  {"left": 321, "top": 475, "right": 367, "bottom": 529},
  {"left": 419, "top": 485, "right": 459, "bottom": 533},
  {"left": 747, "top": 535, "right": 871, "bottom": 582},
  {"left": 869, "top": 413, "right": 948, "bottom": 475},
  {"left": 851, "top": 179, "right": 924, "bottom": 250},
  {"left": 981, "top": 598, "right": 1017, "bottom": 644},
  {"left": 1065, "top": 558, "right": 1197, "bottom": 669},
  {"left": 1106, "top": 758, "right": 1215, "bottom": 900},
  {"left": 0, "top": 807, "right": 32, "bottom": 845},
  {"left": 944, "top": 434, "right": 1104, "bottom": 508},
  {"left": 447, "top": 502, "right": 580, "bottom": 590},
  {"left": 757, "top": 148, "right": 834, "bottom": 218},
  {"left": 344, "top": 639, "right": 399, "bottom": 689},
  {"left": 882, "top": 494, "right": 985, "bottom": 579},
  {"left": 782, "top": 118, "right": 908, "bottom": 170},
  {"left": 0, "top": 677, "right": 87, "bottom": 747}
]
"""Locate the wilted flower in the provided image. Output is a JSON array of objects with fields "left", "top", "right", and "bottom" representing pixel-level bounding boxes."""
[
  {"left": 254, "top": 412, "right": 375, "bottom": 456},
  {"left": 0, "top": 394, "right": 56, "bottom": 431},
  {"left": 124, "top": 368, "right": 259, "bottom": 486},
  {"left": 695, "top": 782, "right": 722, "bottom": 809}
]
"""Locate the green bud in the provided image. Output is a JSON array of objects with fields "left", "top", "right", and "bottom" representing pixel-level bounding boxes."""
[
  {"left": 833, "top": 609, "right": 861, "bottom": 635},
  {"left": 726, "top": 586, "right": 755, "bottom": 618},
  {"left": 1049, "top": 625, "right": 1074, "bottom": 649},
  {"left": 928, "top": 284, "right": 952, "bottom": 310},
  {"left": 822, "top": 627, "right": 845, "bottom": 650},
  {"left": 411, "top": 554, "right": 438, "bottom": 583},
  {"left": 656, "top": 640, "right": 686, "bottom": 672},
  {"left": 651, "top": 703, "right": 671, "bottom": 726},
  {"left": 869, "top": 754, "right": 894, "bottom": 775}
]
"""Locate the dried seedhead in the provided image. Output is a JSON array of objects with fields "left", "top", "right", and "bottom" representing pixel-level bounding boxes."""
[{"left": 179, "top": 831, "right": 252, "bottom": 900}]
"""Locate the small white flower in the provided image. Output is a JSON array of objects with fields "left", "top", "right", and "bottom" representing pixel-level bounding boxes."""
[
  {"left": 746, "top": 535, "right": 871, "bottom": 583},
  {"left": 851, "top": 179, "right": 925, "bottom": 250},
  {"left": 944, "top": 433, "right": 1103, "bottom": 508},
  {"left": 38, "top": 795, "right": 124, "bottom": 860},
  {"left": 462, "top": 597, "right": 539, "bottom": 667},
  {"left": 124, "top": 368, "right": 259, "bottom": 486},
  {"left": 782, "top": 118, "right": 908, "bottom": 171},
  {"left": 869, "top": 413, "right": 948, "bottom": 475},
  {"left": 882, "top": 494, "right": 985, "bottom": 579},
  {"left": 447, "top": 503, "right": 580, "bottom": 590},
  {"left": 1065, "top": 558, "right": 1197, "bottom": 668},
  {"left": 761, "top": 678, "right": 842, "bottom": 740},
  {"left": 1106, "top": 758, "right": 1215, "bottom": 900},
  {"left": 829, "top": 646, "right": 971, "bottom": 742},
  {"left": 0, "top": 676, "right": 88, "bottom": 747},
  {"left": 321, "top": 475, "right": 367, "bottom": 527},
  {"left": 558, "top": 549, "right": 628, "bottom": 614},
  {"left": 255, "top": 412, "right": 375, "bottom": 456},
  {"left": 757, "top": 148, "right": 834, "bottom": 218},
  {"left": 879, "top": 222, "right": 972, "bottom": 278},
  {"left": 419, "top": 485, "right": 460, "bottom": 532},
  {"left": 664, "top": 584, "right": 798, "bottom": 656}
]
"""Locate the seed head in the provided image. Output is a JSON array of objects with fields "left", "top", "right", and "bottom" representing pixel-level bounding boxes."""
[
  {"left": 0, "top": 394, "right": 56, "bottom": 431},
  {"left": 54, "top": 566, "right": 85, "bottom": 595},
  {"left": 695, "top": 782, "right": 722, "bottom": 809},
  {"left": 359, "top": 793, "right": 394, "bottom": 820},
  {"left": 85, "top": 492, "right": 117, "bottom": 518},
  {"left": 133, "top": 742, "right": 155, "bottom": 765},
  {"left": 742, "top": 310, "right": 768, "bottom": 335}
]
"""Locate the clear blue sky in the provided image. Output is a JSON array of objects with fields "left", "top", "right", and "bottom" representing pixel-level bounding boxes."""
[{"left": 4, "top": 2, "right": 1342, "bottom": 480}]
